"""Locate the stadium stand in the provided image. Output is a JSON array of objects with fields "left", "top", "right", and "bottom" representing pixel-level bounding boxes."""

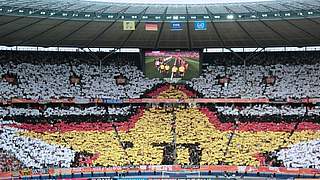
[
  {"left": 2, "top": 51, "right": 320, "bottom": 101},
  {"left": 277, "top": 140, "right": 320, "bottom": 169},
  {"left": 0, "top": 106, "right": 134, "bottom": 118},
  {"left": 0, "top": 149, "right": 23, "bottom": 172},
  {"left": 0, "top": 50, "right": 320, "bottom": 174},
  {"left": 1, "top": 0, "right": 320, "bottom": 177},
  {"left": 214, "top": 105, "right": 320, "bottom": 123},
  {"left": 188, "top": 63, "right": 320, "bottom": 99},
  {"left": 0, "top": 104, "right": 319, "bottom": 169},
  {"left": 0, "top": 52, "right": 161, "bottom": 100},
  {"left": 188, "top": 51, "right": 320, "bottom": 99},
  {"left": 0, "top": 125, "right": 75, "bottom": 169}
]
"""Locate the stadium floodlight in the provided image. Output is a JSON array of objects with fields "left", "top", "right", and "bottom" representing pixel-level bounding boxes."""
[
  {"left": 40, "top": 12, "right": 46, "bottom": 15},
  {"left": 308, "top": 11, "right": 313, "bottom": 15},
  {"left": 85, "top": 14, "right": 90, "bottom": 17},
  {"left": 227, "top": 14, "right": 234, "bottom": 19},
  {"left": 238, "top": 15, "right": 242, "bottom": 18},
  {"left": 262, "top": 14, "right": 267, "bottom": 17},
  {"left": 203, "top": 16, "right": 209, "bottom": 19},
  {"left": 142, "top": 16, "right": 148, "bottom": 19},
  {"left": 284, "top": 13, "right": 290, "bottom": 16},
  {"left": 7, "top": 9, "right": 13, "bottom": 12},
  {"left": 62, "top": 13, "right": 68, "bottom": 16},
  {"left": 155, "top": 16, "right": 161, "bottom": 19},
  {"left": 214, "top": 15, "right": 220, "bottom": 19},
  {"left": 50, "top": 12, "right": 55, "bottom": 16},
  {"left": 274, "top": 13, "right": 280, "bottom": 17},
  {"left": 298, "top": 12, "right": 303, "bottom": 16},
  {"left": 0, "top": 8, "right": 2, "bottom": 11},
  {"left": 107, "top": 15, "right": 113, "bottom": 18},
  {"left": 251, "top": 15, "right": 256, "bottom": 18},
  {"left": 19, "top": 10, "right": 24, "bottom": 13},
  {"left": 190, "top": 16, "right": 196, "bottom": 19}
]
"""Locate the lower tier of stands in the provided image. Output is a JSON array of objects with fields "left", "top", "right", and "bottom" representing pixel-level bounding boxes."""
[{"left": 1, "top": 106, "right": 319, "bottom": 170}]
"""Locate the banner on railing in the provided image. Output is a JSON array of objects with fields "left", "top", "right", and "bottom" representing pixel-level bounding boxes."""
[
  {"left": 32, "top": 168, "right": 49, "bottom": 176},
  {"left": 12, "top": 171, "right": 19, "bottom": 177},
  {"left": 102, "top": 99, "right": 123, "bottom": 104},
  {"left": 55, "top": 168, "right": 72, "bottom": 175},
  {"left": 74, "top": 98, "right": 90, "bottom": 104},
  {"left": 19, "top": 169, "right": 31, "bottom": 176},
  {"left": 2, "top": 165, "right": 320, "bottom": 178},
  {"left": 0, "top": 172, "right": 12, "bottom": 177}
]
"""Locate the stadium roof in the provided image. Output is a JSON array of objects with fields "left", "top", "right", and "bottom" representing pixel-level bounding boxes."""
[
  {"left": 1, "top": 0, "right": 320, "bottom": 16},
  {"left": 87, "top": 0, "right": 274, "bottom": 5},
  {"left": 0, "top": 0, "right": 320, "bottom": 49}
]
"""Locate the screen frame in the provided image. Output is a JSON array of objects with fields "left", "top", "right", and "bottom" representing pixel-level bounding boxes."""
[{"left": 141, "top": 49, "right": 203, "bottom": 79}]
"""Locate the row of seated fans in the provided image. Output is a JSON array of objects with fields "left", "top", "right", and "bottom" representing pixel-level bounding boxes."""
[
  {"left": 216, "top": 105, "right": 320, "bottom": 116},
  {"left": 0, "top": 106, "right": 132, "bottom": 117},
  {"left": 201, "top": 107, "right": 320, "bottom": 132},
  {"left": 0, "top": 51, "right": 161, "bottom": 100},
  {"left": 187, "top": 51, "right": 320, "bottom": 99},
  {"left": 0, "top": 105, "right": 137, "bottom": 128},
  {"left": 1, "top": 105, "right": 319, "bottom": 169},
  {"left": 214, "top": 104, "right": 320, "bottom": 123}
]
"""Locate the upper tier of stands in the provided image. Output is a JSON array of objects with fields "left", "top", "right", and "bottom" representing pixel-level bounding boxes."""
[
  {"left": 187, "top": 51, "right": 320, "bottom": 99},
  {"left": 0, "top": 51, "right": 161, "bottom": 100},
  {"left": 2, "top": 51, "right": 320, "bottom": 100},
  {"left": 188, "top": 63, "right": 320, "bottom": 99}
]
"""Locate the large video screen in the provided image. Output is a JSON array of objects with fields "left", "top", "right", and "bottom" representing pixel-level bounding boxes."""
[{"left": 144, "top": 50, "right": 200, "bottom": 80}]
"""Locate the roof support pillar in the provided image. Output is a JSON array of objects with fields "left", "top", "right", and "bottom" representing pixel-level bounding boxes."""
[
  {"left": 154, "top": 7, "right": 168, "bottom": 49},
  {"left": 186, "top": 5, "right": 192, "bottom": 49}
]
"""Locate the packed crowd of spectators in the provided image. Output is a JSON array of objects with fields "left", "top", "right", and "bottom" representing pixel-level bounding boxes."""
[
  {"left": 0, "top": 105, "right": 136, "bottom": 124},
  {"left": 277, "top": 140, "right": 320, "bottom": 169},
  {"left": 0, "top": 106, "right": 135, "bottom": 117},
  {"left": 0, "top": 125, "right": 75, "bottom": 169},
  {"left": 0, "top": 149, "right": 23, "bottom": 172},
  {"left": 0, "top": 50, "right": 320, "bottom": 171},
  {"left": 0, "top": 104, "right": 319, "bottom": 169},
  {"left": 216, "top": 105, "right": 309, "bottom": 116},
  {"left": 212, "top": 105, "right": 320, "bottom": 123},
  {"left": 188, "top": 63, "right": 320, "bottom": 99},
  {"left": 0, "top": 51, "right": 161, "bottom": 100},
  {"left": 0, "top": 106, "right": 106, "bottom": 117},
  {"left": 188, "top": 51, "right": 320, "bottom": 99},
  {"left": 0, "top": 104, "right": 139, "bottom": 169}
]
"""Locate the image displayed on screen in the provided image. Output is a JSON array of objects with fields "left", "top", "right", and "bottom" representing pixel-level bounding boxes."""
[{"left": 145, "top": 50, "right": 200, "bottom": 80}]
